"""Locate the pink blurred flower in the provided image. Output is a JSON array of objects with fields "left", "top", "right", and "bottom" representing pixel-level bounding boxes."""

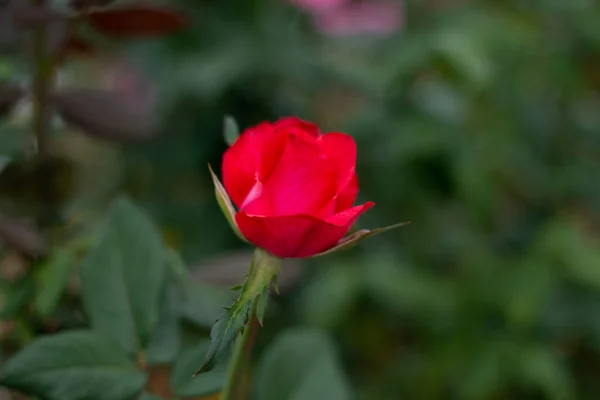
[
  {"left": 291, "top": 0, "right": 403, "bottom": 36},
  {"left": 290, "top": 0, "right": 347, "bottom": 12}
]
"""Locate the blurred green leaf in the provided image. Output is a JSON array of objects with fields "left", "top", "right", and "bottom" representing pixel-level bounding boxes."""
[
  {"left": 164, "top": 247, "right": 191, "bottom": 291},
  {"left": 0, "top": 277, "right": 34, "bottom": 319},
  {"left": 34, "top": 248, "right": 75, "bottom": 319},
  {"left": 223, "top": 115, "right": 240, "bottom": 146},
  {"left": 458, "top": 344, "right": 505, "bottom": 400},
  {"left": 79, "top": 197, "right": 166, "bottom": 354},
  {"left": 171, "top": 340, "right": 228, "bottom": 397},
  {"left": 255, "top": 328, "right": 352, "bottom": 400},
  {"left": 301, "top": 263, "right": 361, "bottom": 328},
  {"left": 433, "top": 29, "right": 492, "bottom": 88},
  {"left": 0, "top": 330, "right": 146, "bottom": 400},
  {"left": 138, "top": 393, "right": 164, "bottom": 400},
  {"left": 181, "top": 283, "right": 234, "bottom": 329},
  {"left": 146, "top": 285, "right": 182, "bottom": 365},
  {"left": 411, "top": 80, "right": 468, "bottom": 124},
  {"left": 515, "top": 346, "right": 575, "bottom": 400},
  {"left": 164, "top": 236, "right": 239, "bottom": 331},
  {"left": 0, "top": 58, "right": 15, "bottom": 79},
  {"left": 537, "top": 222, "right": 600, "bottom": 290},
  {"left": 502, "top": 259, "right": 557, "bottom": 327},
  {"left": 364, "top": 258, "right": 456, "bottom": 319}
]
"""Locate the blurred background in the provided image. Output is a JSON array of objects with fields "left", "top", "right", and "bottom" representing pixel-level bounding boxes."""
[{"left": 2, "top": 0, "right": 600, "bottom": 399}]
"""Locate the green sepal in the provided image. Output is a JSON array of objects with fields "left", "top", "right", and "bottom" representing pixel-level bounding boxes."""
[
  {"left": 256, "top": 286, "right": 269, "bottom": 326},
  {"left": 229, "top": 284, "right": 243, "bottom": 292},
  {"left": 208, "top": 164, "right": 248, "bottom": 243},
  {"left": 223, "top": 115, "right": 240, "bottom": 146},
  {"left": 312, "top": 221, "right": 411, "bottom": 258},
  {"left": 272, "top": 275, "right": 280, "bottom": 295},
  {"left": 194, "top": 248, "right": 281, "bottom": 375}
]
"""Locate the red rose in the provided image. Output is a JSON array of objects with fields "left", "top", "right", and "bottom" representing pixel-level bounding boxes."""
[{"left": 221, "top": 117, "right": 374, "bottom": 258}]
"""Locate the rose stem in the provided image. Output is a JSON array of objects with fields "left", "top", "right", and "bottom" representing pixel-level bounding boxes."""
[{"left": 221, "top": 308, "right": 261, "bottom": 400}]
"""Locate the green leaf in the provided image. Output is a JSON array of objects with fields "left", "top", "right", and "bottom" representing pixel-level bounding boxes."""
[
  {"left": 364, "top": 259, "right": 454, "bottom": 317},
  {"left": 146, "top": 285, "right": 182, "bottom": 365},
  {"left": 34, "top": 248, "right": 75, "bottom": 319},
  {"left": 312, "top": 221, "right": 410, "bottom": 258},
  {"left": 164, "top": 247, "right": 192, "bottom": 291},
  {"left": 79, "top": 197, "right": 167, "bottom": 354},
  {"left": 458, "top": 344, "right": 503, "bottom": 400},
  {"left": 171, "top": 340, "right": 229, "bottom": 397},
  {"left": 516, "top": 346, "right": 574, "bottom": 400},
  {"left": 194, "top": 248, "right": 281, "bottom": 375},
  {"left": 139, "top": 393, "right": 164, "bottom": 400},
  {"left": 223, "top": 115, "right": 240, "bottom": 146},
  {"left": 0, "top": 277, "right": 34, "bottom": 319},
  {"left": 538, "top": 222, "right": 600, "bottom": 291},
  {"left": 255, "top": 329, "right": 352, "bottom": 400},
  {"left": 301, "top": 264, "right": 361, "bottom": 328},
  {"left": 182, "top": 283, "right": 235, "bottom": 329},
  {"left": 0, "top": 330, "right": 146, "bottom": 400},
  {"left": 433, "top": 31, "right": 492, "bottom": 88},
  {"left": 208, "top": 164, "right": 248, "bottom": 243}
]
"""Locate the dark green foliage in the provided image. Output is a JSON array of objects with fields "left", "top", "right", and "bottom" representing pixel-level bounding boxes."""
[
  {"left": 171, "top": 340, "right": 228, "bottom": 397},
  {"left": 34, "top": 248, "right": 76, "bottom": 318},
  {"left": 120, "top": 1, "right": 600, "bottom": 399},
  {"left": 0, "top": 198, "right": 244, "bottom": 399},
  {"left": 254, "top": 329, "right": 352, "bottom": 400},
  {"left": 0, "top": 330, "right": 146, "bottom": 400},
  {"left": 1, "top": 0, "right": 599, "bottom": 399},
  {"left": 79, "top": 197, "right": 167, "bottom": 354}
]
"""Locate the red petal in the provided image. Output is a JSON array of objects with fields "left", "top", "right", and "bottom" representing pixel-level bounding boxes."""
[
  {"left": 273, "top": 117, "right": 321, "bottom": 142},
  {"left": 239, "top": 181, "right": 273, "bottom": 215},
  {"left": 318, "top": 132, "right": 358, "bottom": 212},
  {"left": 87, "top": 4, "right": 185, "bottom": 37},
  {"left": 222, "top": 122, "right": 287, "bottom": 208},
  {"left": 261, "top": 133, "right": 337, "bottom": 216},
  {"left": 273, "top": 117, "right": 321, "bottom": 136},
  {"left": 319, "top": 132, "right": 356, "bottom": 183},
  {"left": 235, "top": 202, "right": 374, "bottom": 258},
  {"left": 335, "top": 173, "right": 359, "bottom": 212}
]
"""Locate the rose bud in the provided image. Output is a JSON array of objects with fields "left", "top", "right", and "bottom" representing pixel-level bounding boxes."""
[
  {"left": 216, "top": 117, "right": 377, "bottom": 258},
  {"left": 196, "top": 117, "right": 408, "bottom": 375}
]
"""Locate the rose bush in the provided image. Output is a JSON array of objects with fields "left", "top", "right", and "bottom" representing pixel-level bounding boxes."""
[{"left": 221, "top": 117, "right": 374, "bottom": 258}]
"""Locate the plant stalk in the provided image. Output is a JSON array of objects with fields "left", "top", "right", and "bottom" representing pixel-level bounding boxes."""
[
  {"left": 31, "top": 0, "right": 55, "bottom": 154},
  {"left": 221, "top": 307, "right": 261, "bottom": 400}
]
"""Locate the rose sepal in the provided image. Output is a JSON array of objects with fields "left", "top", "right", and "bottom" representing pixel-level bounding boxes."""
[
  {"left": 311, "top": 221, "right": 411, "bottom": 258},
  {"left": 194, "top": 247, "right": 281, "bottom": 375},
  {"left": 208, "top": 164, "right": 248, "bottom": 243}
]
